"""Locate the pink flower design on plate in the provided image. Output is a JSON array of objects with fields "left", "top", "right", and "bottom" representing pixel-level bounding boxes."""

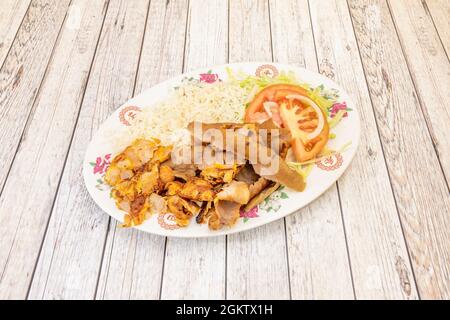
[
  {"left": 330, "top": 102, "right": 349, "bottom": 118},
  {"left": 240, "top": 206, "right": 259, "bottom": 222},
  {"left": 199, "top": 71, "right": 219, "bottom": 83},
  {"left": 92, "top": 154, "right": 111, "bottom": 175}
]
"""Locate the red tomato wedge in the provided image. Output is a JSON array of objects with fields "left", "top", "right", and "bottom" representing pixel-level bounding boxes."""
[
  {"left": 245, "top": 84, "right": 329, "bottom": 162},
  {"left": 245, "top": 84, "right": 309, "bottom": 122}
]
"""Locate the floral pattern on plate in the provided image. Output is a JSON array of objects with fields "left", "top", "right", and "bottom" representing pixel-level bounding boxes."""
[
  {"left": 89, "top": 153, "right": 111, "bottom": 191},
  {"left": 316, "top": 153, "right": 344, "bottom": 171},
  {"left": 119, "top": 106, "right": 141, "bottom": 126}
]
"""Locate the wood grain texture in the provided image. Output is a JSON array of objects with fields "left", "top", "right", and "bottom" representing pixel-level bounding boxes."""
[
  {"left": 160, "top": 0, "right": 228, "bottom": 300},
  {"left": 96, "top": 0, "right": 189, "bottom": 300},
  {"left": 388, "top": 0, "right": 450, "bottom": 184},
  {"left": 425, "top": 0, "right": 450, "bottom": 57},
  {"left": 269, "top": 0, "right": 354, "bottom": 299},
  {"left": 0, "top": 0, "right": 31, "bottom": 67},
  {"left": 0, "top": 0, "right": 107, "bottom": 299},
  {"left": 27, "top": 0, "right": 150, "bottom": 300},
  {"left": 227, "top": 0, "right": 290, "bottom": 300},
  {"left": 0, "top": 0, "right": 71, "bottom": 194},
  {"left": 348, "top": 0, "right": 450, "bottom": 299},
  {"left": 309, "top": 0, "right": 419, "bottom": 299}
]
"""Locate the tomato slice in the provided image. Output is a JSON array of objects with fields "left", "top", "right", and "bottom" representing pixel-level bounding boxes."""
[
  {"left": 245, "top": 84, "right": 308, "bottom": 122},
  {"left": 279, "top": 97, "right": 329, "bottom": 162},
  {"left": 245, "top": 84, "right": 329, "bottom": 162}
]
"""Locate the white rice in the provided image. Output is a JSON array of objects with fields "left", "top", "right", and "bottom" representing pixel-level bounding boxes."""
[{"left": 112, "top": 81, "right": 248, "bottom": 150}]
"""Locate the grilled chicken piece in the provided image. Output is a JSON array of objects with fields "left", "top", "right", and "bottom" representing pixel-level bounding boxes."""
[
  {"left": 165, "top": 181, "right": 184, "bottom": 196},
  {"left": 113, "top": 180, "right": 136, "bottom": 200},
  {"left": 161, "top": 158, "right": 197, "bottom": 181},
  {"left": 159, "top": 165, "right": 175, "bottom": 184},
  {"left": 135, "top": 163, "right": 160, "bottom": 195},
  {"left": 216, "top": 180, "right": 250, "bottom": 204},
  {"left": 167, "top": 195, "right": 200, "bottom": 226},
  {"left": 148, "top": 193, "right": 167, "bottom": 215},
  {"left": 120, "top": 195, "right": 149, "bottom": 227},
  {"left": 178, "top": 178, "right": 215, "bottom": 201},
  {"left": 152, "top": 145, "right": 172, "bottom": 163},
  {"left": 105, "top": 139, "right": 159, "bottom": 186},
  {"left": 200, "top": 164, "right": 239, "bottom": 185},
  {"left": 244, "top": 182, "right": 280, "bottom": 212}
]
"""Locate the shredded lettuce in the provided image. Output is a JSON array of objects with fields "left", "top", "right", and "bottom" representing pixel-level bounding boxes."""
[{"left": 329, "top": 110, "right": 346, "bottom": 129}]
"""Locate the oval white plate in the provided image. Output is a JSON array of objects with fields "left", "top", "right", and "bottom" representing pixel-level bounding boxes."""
[{"left": 83, "top": 62, "right": 360, "bottom": 237}]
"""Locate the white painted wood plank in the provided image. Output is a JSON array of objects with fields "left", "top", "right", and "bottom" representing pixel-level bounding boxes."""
[
  {"left": 27, "top": 0, "right": 150, "bottom": 300},
  {"left": 0, "top": 0, "right": 31, "bottom": 67},
  {"left": 348, "top": 0, "right": 450, "bottom": 299},
  {"left": 160, "top": 0, "right": 228, "bottom": 300},
  {"left": 227, "top": 0, "right": 290, "bottom": 300},
  {"left": 309, "top": 0, "right": 419, "bottom": 299},
  {"left": 388, "top": 0, "right": 450, "bottom": 184},
  {"left": 269, "top": 0, "right": 354, "bottom": 299},
  {"left": 425, "top": 0, "right": 450, "bottom": 57},
  {"left": 0, "top": 0, "right": 71, "bottom": 194},
  {"left": 96, "top": 0, "right": 190, "bottom": 300},
  {"left": 0, "top": 0, "right": 106, "bottom": 300}
]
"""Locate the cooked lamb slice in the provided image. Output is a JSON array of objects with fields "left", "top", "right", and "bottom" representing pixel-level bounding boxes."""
[
  {"left": 248, "top": 176, "right": 270, "bottom": 199},
  {"left": 244, "top": 182, "right": 280, "bottom": 212},
  {"left": 216, "top": 180, "right": 250, "bottom": 205},
  {"left": 188, "top": 121, "right": 305, "bottom": 191},
  {"left": 210, "top": 200, "right": 241, "bottom": 230},
  {"left": 235, "top": 163, "right": 260, "bottom": 184}
]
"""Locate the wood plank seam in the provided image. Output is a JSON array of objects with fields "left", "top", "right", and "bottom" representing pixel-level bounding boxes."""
[
  {"left": 306, "top": 0, "right": 357, "bottom": 298},
  {"left": 157, "top": 237, "right": 168, "bottom": 300},
  {"left": 385, "top": 0, "right": 449, "bottom": 190},
  {"left": 344, "top": 0, "right": 420, "bottom": 299},
  {"left": 124, "top": 2, "right": 153, "bottom": 299},
  {"left": 0, "top": 1, "right": 32, "bottom": 71},
  {"left": 93, "top": 219, "right": 113, "bottom": 299},
  {"left": 21, "top": 0, "right": 111, "bottom": 299},
  {"left": 156, "top": 0, "right": 192, "bottom": 301},
  {"left": 422, "top": 0, "right": 450, "bottom": 62},
  {"left": 88, "top": 0, "right": 153, "bottom": 299},
  {"left": 267, "top": 0, "right": 292, "bottom": 299},
  {"left": 335, "top": 183, "right": 357, "bottom": 298},
  {"left": 0, "top": 0, "right": 74, "bottom": 200},
  {"left": 0, "top": 0, "right": 74, "bottom": 286},
  {"left": 38, "top": 0, "right": 112, "bottom": 299}
]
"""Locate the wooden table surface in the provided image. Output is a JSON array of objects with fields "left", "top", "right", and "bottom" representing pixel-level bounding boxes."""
[{"left": 0, "top": 0, "right": 448, "bottom": 300}]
